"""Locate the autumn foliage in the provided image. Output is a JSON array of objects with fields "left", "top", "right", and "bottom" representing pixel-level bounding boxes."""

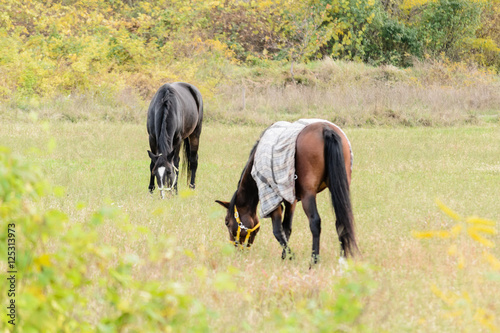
[{"left": 0, "top": 0, "right": 499, "bottom": 103}]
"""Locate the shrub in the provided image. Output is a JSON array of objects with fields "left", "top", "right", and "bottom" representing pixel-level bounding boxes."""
[
  {"left": 416, "top": 0, "right": 485, "bottom": 60},
  {"left": 268, "top": 262, "right": 377, "bottom": 332},
  {"left": 0, "top": 146, "right": 210, "bottom": 332}
]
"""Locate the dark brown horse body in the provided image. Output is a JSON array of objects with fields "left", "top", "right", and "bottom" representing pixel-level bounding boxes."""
[
  {"left": 147, "top": 82, "right": 203, "bottom": 198},
  {"left": 216, "top": 121, "right": 358, "bottom": 265}
]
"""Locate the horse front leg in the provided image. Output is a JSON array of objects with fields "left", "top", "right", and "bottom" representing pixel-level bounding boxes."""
[
  {"left": 270, "top": 205, "right": 293, "bottom": 260},
  {"left": 302, "top": 194, "right": 321, "bottom": 267},
  {"left": 149, "top": 160, "right": 155, "bottom": 193},
  {"left": 173, "top": 153, "right": 180, "bottom": 195}
]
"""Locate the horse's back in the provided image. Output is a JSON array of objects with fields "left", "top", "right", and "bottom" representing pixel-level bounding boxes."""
[
  {"left": 147, "top": 82, "right": 203, "bottom": 142},
  {"left": 170, "top": 82, "right": 203, "bottom": 138},
  {"left": 170, "top": 82, "right": 203, "bottom": 114}
]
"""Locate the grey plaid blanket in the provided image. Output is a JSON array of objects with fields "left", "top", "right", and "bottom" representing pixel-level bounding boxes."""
[{"left": 251, "top": 119, "right": 352, "bottom": 218}]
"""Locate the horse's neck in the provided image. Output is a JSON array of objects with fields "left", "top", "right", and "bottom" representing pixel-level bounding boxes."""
[
  {"left": 158, "top": 118, "right": 177, "bottom": 155},
  {"left": 158, "top": 93, "right": 180, "bottom": 155},
  {"left": 235, "top": 155, "right": 259, "bottom": 212}
]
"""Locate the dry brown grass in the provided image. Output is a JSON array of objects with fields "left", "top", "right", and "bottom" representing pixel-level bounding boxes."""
[
  {"left": 210, "top": 59, "right": 500, "bottom": 126},
  {"left": 2, "top": 58, "right": 498, "bottom": 127}
]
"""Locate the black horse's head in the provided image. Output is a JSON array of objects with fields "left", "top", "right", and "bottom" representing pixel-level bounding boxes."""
[
  {"left": 148, "top": 150, "right": 177, "bottom": 198},
  {"left": 215, "top": 199, "right": 261, "bottom": 248}
]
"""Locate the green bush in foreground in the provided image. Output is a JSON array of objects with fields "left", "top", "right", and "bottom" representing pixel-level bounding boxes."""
[
  {"left": 0, "top": 146, "right": 210, "bottom": 332},
  {"left": 269, "top": 263, "right": 376, "bottom": 332}
]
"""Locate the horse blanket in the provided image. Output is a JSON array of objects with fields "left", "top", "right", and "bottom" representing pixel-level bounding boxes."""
[{"left": 251, "top": 119, "right": 352, "bottom": 218}]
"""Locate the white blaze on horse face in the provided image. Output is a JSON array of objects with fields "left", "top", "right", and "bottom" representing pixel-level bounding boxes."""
[
  {"left": 158, "top": 166, "right": 166, "bottom": 199},
  {"left": 158, "top": 166, "right": 166, "bottom": 187}
]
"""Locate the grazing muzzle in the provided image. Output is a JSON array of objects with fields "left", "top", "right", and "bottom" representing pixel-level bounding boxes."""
[
  {"left": 157, "top": 164, "right": 178, "bottom": 199},
  {"left": 230, "top": 206, "right": 260, "bottom": 249}
]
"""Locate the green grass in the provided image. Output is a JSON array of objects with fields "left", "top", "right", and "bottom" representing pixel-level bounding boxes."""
[{"left": 1, "top": 120, "right": 499, "bottom": 331}]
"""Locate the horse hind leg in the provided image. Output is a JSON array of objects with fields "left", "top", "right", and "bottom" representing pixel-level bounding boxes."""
[
  {"left": 185, "top": 136, "right": 200, "bottom": 189},
  {"left": 302, "top": 194, "right": 321, "bottom": 267}
]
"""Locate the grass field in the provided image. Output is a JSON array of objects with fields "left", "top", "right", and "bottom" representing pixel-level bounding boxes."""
[{"left": 2, "top": 120, "right": 500, "bottom": 331}]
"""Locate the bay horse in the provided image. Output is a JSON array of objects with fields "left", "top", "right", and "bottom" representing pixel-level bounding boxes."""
[
  {"left": 147, "top": 82, "right": 203, "bottom": 198},
  {"left": 216, "top": 120, "right": 358, "bottom": 265}
]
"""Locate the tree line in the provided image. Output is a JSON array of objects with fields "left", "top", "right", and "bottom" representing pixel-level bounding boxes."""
[{"left": 0, "top": 0, "right": 499, "bottom": 101}]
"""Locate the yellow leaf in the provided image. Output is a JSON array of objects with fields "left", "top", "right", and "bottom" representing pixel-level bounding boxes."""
[
  {"left": 412, "top": 231, "right": 433, "bottom": 238},
  {"left": 467, "top": 229, "right": 494, "bottom": 248},
  {"left": 466, "top": 216, "right": 496, "bottom": 227},
  {"left": 412, "top": 230, "right": 450, "bottom": 239},
  {"left": 468, "top": 225, "right": 496, "bottom": 235},
  {"left": 34, "top": 254, "right": 52, "bottom": 270},
  {"left": 430, "top": 284, "right": 455, "bottom": 306},
  {"left": 436, "top": 200, "right": 461, "bottom": 221},
  {"left": 474, "top": 307, "right": 498, "bottom": 331},
  {"left": 483, "top": 251, "right": 500, "bottom": 270},
  {"left": 26, "top": 286, "right": 46, "bottom": 302}
]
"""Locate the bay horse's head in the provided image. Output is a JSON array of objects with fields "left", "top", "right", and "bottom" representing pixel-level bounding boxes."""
[
  {"left": 148, "top": 150, "right": 177, "bottom": 199},
  {"left": 215, "top": 199, "right": 260, "bottom": 249}
]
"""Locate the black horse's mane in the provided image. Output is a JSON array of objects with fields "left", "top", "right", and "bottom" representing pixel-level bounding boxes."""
[{"left": 155, "top": 84, "right": 177, "bottom": 154}]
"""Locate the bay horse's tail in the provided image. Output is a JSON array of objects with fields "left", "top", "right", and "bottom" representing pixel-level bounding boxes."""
[{"left": 323, "top": 127, "right": 358, "bottom": 258}]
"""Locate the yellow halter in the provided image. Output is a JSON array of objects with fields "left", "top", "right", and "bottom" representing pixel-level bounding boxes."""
[{"left": 230, "top": 206, "right": 260, "bottom": 249}]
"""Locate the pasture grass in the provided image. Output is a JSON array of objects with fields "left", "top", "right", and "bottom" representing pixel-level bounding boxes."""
[{"left": 1, "top": 120, "right": 499, "bottom": 331}]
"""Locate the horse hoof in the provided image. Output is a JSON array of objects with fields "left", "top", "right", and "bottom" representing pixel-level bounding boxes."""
[
  {"left": 189, "top": 184, "right": 196, "bottom": 190},
  {"left": 281, "top": 248, "right": 295, "bottom": 260},
  {"left": 309, "top": 254, "right": 320, "bottom": 268}
]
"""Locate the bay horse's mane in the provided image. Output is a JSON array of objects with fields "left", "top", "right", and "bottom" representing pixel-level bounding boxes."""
[{"left": 229, "top": 138, "right": 261, "bottom": 214}]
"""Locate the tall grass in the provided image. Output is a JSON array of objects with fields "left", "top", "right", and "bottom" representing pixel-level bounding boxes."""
[
  {"left": 210, "top": 59, "right": 500, "bottom": 126},
  {"left": 2, "top": 59, "right": 499, "bottom": 126},
  {"left": 1, "top": 120, "right": 498, "bottom": 331}
]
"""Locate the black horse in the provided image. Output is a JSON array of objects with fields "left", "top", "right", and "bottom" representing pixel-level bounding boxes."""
[{"left": 147, "top": 82, "right": 203, "bottom": 198}]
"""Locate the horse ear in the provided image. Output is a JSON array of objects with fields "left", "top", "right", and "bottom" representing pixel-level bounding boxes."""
[
  {"left": 148, "top": 150, "right": 157, "bottom": 160},
  {"left": 215, "top": 200, "right": 230, "bottom": 209},
  {"left": 166, "top": 150, "right": 176, "bottom": 161}
]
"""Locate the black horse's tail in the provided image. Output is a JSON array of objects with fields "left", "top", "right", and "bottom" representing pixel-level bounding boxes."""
[{"left": 323, "top": 127, "right": 358, "bottom": 258}]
